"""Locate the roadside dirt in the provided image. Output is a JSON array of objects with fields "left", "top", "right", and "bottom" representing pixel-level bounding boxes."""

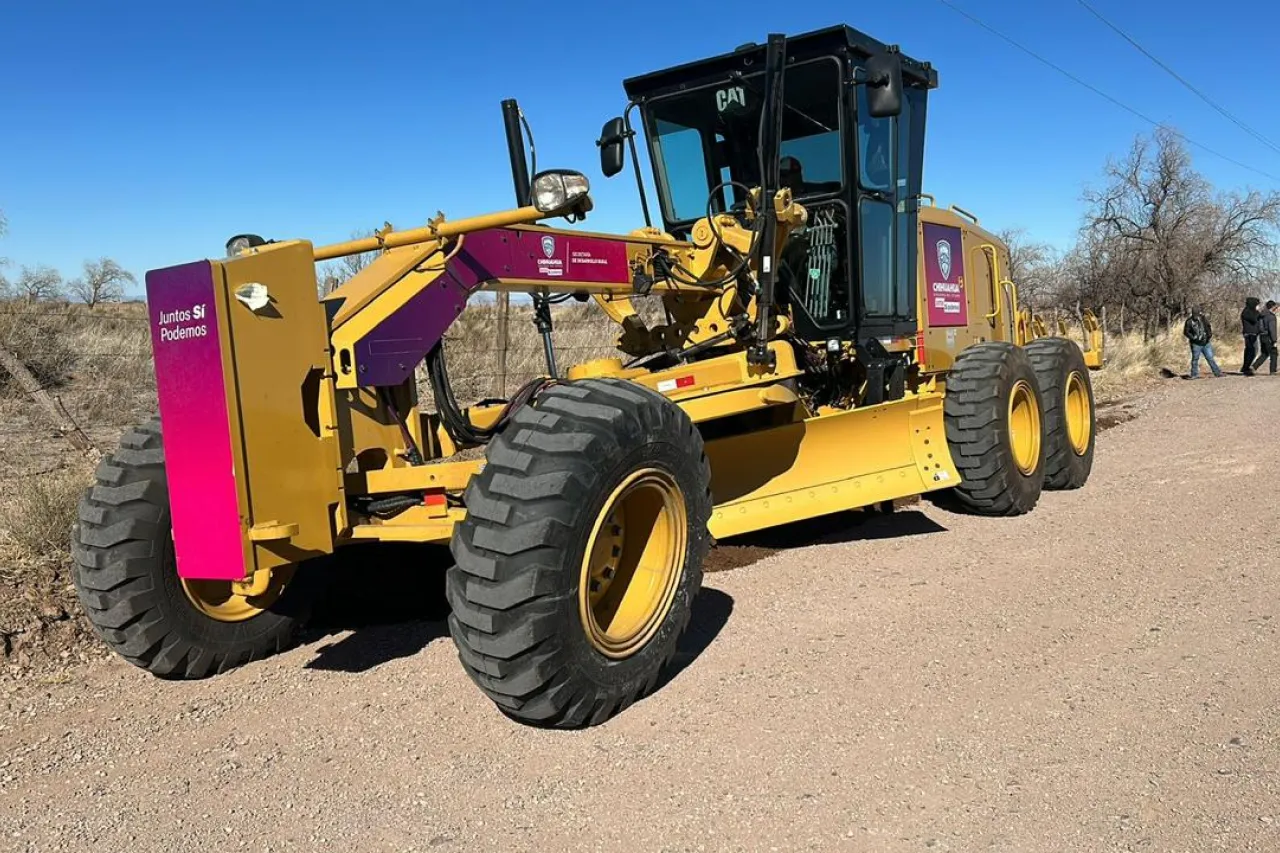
[{"left": 5, "top": 374, "right": 1278, "bottom": 852}]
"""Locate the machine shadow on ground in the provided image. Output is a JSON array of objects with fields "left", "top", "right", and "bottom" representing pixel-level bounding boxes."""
[
  {"left": 294, "top": 542, "right": 735, "bottom": 682},
  {"left": 293, "top": 504, "right": 949, "bottom": 676},
  {"left": 301, "top": 542, "right": 453, "bottom": 673},
  {"left": 655, "top": 587, "right": 735, "bottom": 693},
  {"left": 705, "top": 505, "right": 948, "bottom": 574}
]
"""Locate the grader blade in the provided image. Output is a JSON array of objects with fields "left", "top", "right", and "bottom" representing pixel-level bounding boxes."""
[{"left": 704, "top": 393, "right": 957, "bottom": 539}]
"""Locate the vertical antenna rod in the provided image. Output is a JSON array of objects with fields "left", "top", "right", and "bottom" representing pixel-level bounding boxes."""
[
  {"left": 501, "top": 99, "right": 531, "bottom": 204},
  {"left": 748, "top": 33, "right": 788, "bottom": 368}
]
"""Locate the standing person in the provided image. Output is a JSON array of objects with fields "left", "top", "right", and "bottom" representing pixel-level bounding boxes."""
[
  {"left": 1241, "top": 296, "right": 1262, "bottom": 375},
  {"left": 1183, "top": 306, "right": 1223, "bottom": 378},
  {"left": 1252, "top": 299, "right": 1279, "bottom": 376}
]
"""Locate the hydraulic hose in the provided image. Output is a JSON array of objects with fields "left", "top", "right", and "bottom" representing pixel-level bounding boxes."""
[{"left": 426, "top": 342, "right": 555, "bottom": 447}]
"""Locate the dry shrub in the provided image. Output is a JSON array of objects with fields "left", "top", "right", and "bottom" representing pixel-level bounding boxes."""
[
  {"left": 0, "top": 302, "right": 80, "bottom": 392},
  {"left": 1090, "top": 329, "right": 1244, "bottom": 398},
  {"left": 1034, "top": 316, "right": 1244, "bottom": 400},
  {"left": 2, "top": 464, "right": 93, "bottom": 560},
  {"left": 7, "top": 294, "right": 1230, "bottom": 434},
  {"left": 60, "top": 314, "right": 155, "bottom": 425},
  {"left": 423, "top": 296, "right": 634, "bottom": 407},
  {"left": 0, "top": 300, "right": 155, "bottom": 426}
]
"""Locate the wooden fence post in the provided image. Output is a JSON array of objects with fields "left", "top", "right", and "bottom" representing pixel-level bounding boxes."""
[
  {"left": 493, "top": 292, "right": 510, "bottom": 398},
  {"left": 0, "top": 344, "right": 100, "bottom": 460}
]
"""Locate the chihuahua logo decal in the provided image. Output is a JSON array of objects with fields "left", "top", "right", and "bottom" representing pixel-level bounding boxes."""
[
  {"left": 541, "top": 235, "right": 556, "bottom": 259},
  {"left": 936, "top": 239, "right": 952, "bottom": 281}
]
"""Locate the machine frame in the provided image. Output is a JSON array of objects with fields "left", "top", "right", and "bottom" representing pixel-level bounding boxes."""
[{"left": 69, "top": 24, "right": 1104, "bottom": 729}]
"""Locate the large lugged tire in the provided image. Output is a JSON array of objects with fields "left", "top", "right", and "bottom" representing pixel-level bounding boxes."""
[
  {"left": 940, "top": 341, "right": 1047, "bottom": 516},
  {"left": 1024, "top": 337, "right": 1096, "bottom": 490},
  {"left": 446, "top": 378, "right": 712, "bottom": 728},
  {"left": 70, "top": 418, "right": 312, "bottom": 678}
]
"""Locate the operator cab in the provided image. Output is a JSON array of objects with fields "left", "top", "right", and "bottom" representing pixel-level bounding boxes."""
[{"left": 601, "top": 25, "right": 937, "bottom": 345}]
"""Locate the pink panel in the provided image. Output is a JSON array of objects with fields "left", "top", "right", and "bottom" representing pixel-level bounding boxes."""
[
  {"left": 922, "top": 223, "right": 968, "bottom": 327},
  {"left": 145, "top": 261, "right": 246, "bottom": 581}
]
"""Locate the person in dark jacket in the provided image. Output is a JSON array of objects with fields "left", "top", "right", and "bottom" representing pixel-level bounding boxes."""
[
  {"left": 1183, "top": 306, "right": 1223, "bottom": 378},
  {"left": 1242, "top": 297, "right": 1263, "bottom": 375},
  {"left": 1251, "top": 299, "right": 1279, "bottom": 375}
]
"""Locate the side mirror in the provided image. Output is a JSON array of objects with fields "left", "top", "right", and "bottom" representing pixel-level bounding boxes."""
[
  {"left": 863, "top": 51, "right": 904, "bottom": 118},
  {"left": 596, "top": 117, "right": 627, "bottom": 178}
]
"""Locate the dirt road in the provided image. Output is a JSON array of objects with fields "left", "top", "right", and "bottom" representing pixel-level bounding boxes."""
[{"left": 3, "top": 377, "right": 1278, "bottom": 852}]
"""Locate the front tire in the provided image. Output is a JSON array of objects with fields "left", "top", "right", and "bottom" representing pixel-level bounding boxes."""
[
  {"left": 70, "top": 418, "right": 313, "bottom": 678},
  {"left": 1024, "top": 337, "right": 1096, "bottom": 490},
  {"left": 446, "top": 378, "right": 712, "bottom": 728},
  {"left": 940, "top": 342, "right": 1047, "bottom": 516}
]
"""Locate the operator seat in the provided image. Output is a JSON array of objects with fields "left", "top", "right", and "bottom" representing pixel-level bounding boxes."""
[{"left": 780, "top": 156, "right": 805, "bottom": 194}]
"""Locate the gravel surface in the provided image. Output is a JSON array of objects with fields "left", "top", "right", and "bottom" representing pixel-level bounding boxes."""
[{"left": 2, "top": 375, "right": 1277, "bottom": 852}]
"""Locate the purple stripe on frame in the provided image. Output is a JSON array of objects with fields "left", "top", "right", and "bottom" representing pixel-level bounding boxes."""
[{"left": 353, "top": 227, "right": 633, "bottom": 386}]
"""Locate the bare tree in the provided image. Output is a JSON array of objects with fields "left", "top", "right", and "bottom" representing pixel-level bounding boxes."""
[
  {"left": 14, "top": 264, "right": 64, "bottom": 302},
  {"left": 316, "top": 227, "right": 379, "bottom": 295},
  {"left": 0, "top": 208, "right": 9, "bottom": 297},
  {"left": 998, "top": 226, "right": 1061, "bottom": 310},
  {"left": 1057, "top": 229, "right": 1135, "bottom": 321},
  {"left": 68, "top": 257, "right": 136, "bottom": 307},
  {"left": 1079, "top": 126, "right": 1280, "bottom": 338}
]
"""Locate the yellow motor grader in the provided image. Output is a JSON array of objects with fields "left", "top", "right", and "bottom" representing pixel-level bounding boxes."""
[{"left": 71, "top": 25, "right": 1102, "bottom": 727}]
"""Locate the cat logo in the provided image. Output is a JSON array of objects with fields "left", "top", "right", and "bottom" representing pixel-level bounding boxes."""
[{"left": 716, "top": 85, "right": 747, "bottom": 114}]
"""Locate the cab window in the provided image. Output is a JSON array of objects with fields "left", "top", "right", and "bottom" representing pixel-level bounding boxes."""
[
  {"left": 644, "top": 57, "right": 844, "bottom": 224},
  {"left": 856, "top": 84, "right": 894, "bottom": 193}
]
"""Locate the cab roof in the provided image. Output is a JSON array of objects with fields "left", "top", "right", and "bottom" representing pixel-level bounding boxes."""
[{"left": 621, "top": 24, "right": 938, "bottom": 102}]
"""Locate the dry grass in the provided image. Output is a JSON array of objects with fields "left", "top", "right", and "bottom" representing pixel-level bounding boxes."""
[
  {"left": 1090, "top": 328, "right": 1244, "bottom": 399},
  {"left": 0, "top": 463, "right": 92, "bottom": 562},
  {"left": 426, "top": 298, "right": 624, "bottom": 406},
  {"left": 0, "top": 296, "right": 630, "bottom": 565},
  {"left": 0, "top": 297, "right": 1222, "bottom": 582},
  {"left": 0, "top": 300, "right": 156, "bottom": 430},
  {"left": 0, "top": 296, "right": 1226, "bottom": 560},
  {"left": 0, "top": 296, "right": 629, "bottom": 437}
]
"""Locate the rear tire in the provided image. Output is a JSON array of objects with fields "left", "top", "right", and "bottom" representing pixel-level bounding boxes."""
[
  {"left": 446, "top": 378, "right": 712, "bottom": 728},
  {"left": 70, "top": 417, "right": 314, "bottom": 678},
  {"left": 939, "top": 341, "right": 1046, "bottom": 516},
  {"left": 1024, "top": 337, "right": 1096, "bottom": 490}
]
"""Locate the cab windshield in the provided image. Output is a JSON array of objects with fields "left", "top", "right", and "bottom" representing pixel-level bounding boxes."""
[{"left": 642, "top": 57, "right": 844, "bottom": 228}]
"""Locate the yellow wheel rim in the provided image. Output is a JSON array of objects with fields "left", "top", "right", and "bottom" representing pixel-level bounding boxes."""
[
  {"left": 180, "top": 571, "right": 291, "bottom": 623},
  {"left": 1008, "top": 379, "right": 1042, "bottom": 476},
  {"left": 1065, "top": 371, "right": 1092, "bottom": 455},
  {"left": 578, "top": 467, "right": 687, "bottom": 659}
]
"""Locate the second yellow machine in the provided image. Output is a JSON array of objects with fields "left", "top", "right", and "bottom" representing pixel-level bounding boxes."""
[{"left": 71, "top": 25, "right": 1103, "bottom": 728}]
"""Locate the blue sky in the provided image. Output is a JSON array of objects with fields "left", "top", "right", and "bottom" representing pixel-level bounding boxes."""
[{"left": 2, "top": 0, "right": 1278, "bottom": 299}]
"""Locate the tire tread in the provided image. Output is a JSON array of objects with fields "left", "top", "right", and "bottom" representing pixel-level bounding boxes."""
[
  {"left": 445, "top": 379, "right": 711, "bottom": 728},
  {"left": 940, "top": 342, "right": 1046, "bottom": 516},
  {"left": 69, "top": 417, "right": 309, "bottom": 679}
]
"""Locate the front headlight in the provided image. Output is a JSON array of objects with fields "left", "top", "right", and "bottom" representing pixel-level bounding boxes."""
[
  {"left": 531, "top": 169, "right": 590, "bottom": 215},
  {"left": 225, "top": 233, "right": 267, "bottom": 257}
]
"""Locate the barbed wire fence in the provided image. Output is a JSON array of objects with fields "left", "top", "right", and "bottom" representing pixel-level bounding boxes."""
[
  {"left": 0, "top": 298, "right": 634, "bottom": 464},
  {"left": 4, "top": 292, "right": 1257, "bottom": 478}
]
